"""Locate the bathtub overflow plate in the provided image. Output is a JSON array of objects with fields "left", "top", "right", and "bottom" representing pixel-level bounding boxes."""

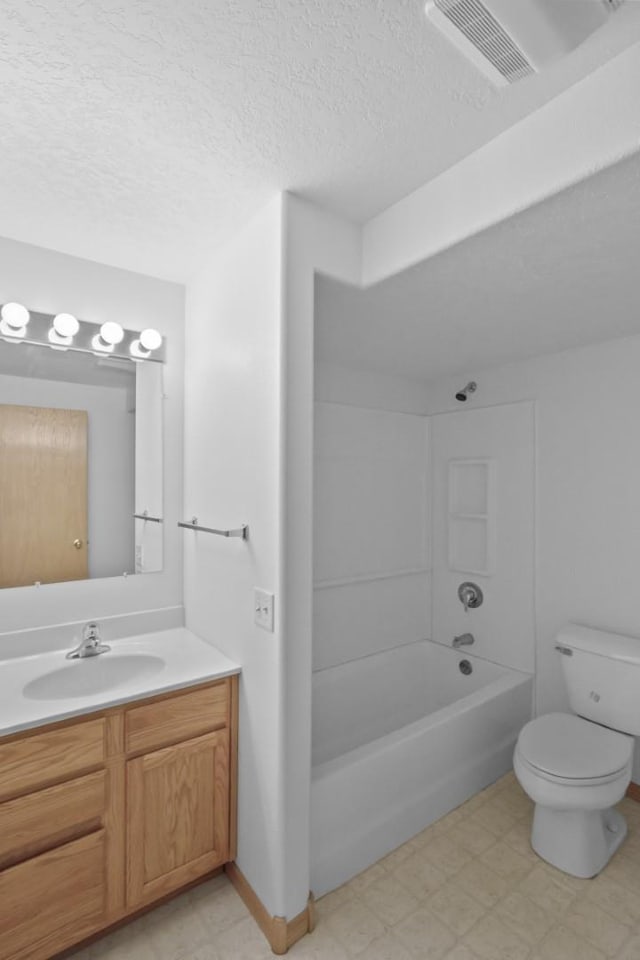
[{"left": 459, "top": 659, "right": 473, "bottom": 676}]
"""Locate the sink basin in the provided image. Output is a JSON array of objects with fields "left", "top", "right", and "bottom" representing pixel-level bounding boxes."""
[{"left": 22, "top": 654, "right": 166, "bottom": 700}]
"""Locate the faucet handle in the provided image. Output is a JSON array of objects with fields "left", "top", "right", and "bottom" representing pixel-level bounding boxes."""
[
  {"left": 67, "top": 622, "right": 109, "bottom": 659},
  {"left": 457, "top": 582, "right": 483, "bottom": 611}
]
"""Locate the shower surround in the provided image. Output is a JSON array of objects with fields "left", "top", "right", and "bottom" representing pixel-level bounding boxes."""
[{"left": 312, "top": 398, "right": 535, "bottom": 892}]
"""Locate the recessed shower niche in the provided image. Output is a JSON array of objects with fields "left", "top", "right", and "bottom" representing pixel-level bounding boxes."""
[{"left": 448, "top": 458, "right": 496, "bottom": 576}]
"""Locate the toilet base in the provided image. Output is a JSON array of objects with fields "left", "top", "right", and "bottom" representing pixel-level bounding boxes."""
[{"left": 531, "top": 804, "right": 627, "bottom": 878}]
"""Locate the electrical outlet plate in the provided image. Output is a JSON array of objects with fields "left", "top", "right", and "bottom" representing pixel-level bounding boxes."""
[{"left": 254, "top": 588, "right": 274, "bottom": 632}]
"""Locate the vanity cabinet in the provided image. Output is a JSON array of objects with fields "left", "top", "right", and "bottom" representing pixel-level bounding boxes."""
[{"left": 0, "top": 676, "right": 238, "bottom": 960}]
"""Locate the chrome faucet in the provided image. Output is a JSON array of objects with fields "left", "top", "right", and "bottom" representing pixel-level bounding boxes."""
[
  {"left": 66, "top": 622, "right": 111, "bottom": 659},
  {"left": 458, "top": 582, "right": 483, "bottom": 612},
  {"left": 453, "top": 633, "right": 475, "bottom": 649}
]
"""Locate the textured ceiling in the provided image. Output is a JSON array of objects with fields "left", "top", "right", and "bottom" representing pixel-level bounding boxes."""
[
  {"left": 1, "top": 1, "right": 640, "bottom": 280},
  {"left": 315, "top": 151, "right": 640, "bottom": 382}
]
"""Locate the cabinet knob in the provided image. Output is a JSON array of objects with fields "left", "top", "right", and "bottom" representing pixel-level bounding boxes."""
[{"left": 73, "top": 539, "right": 83, "bottom": 550}]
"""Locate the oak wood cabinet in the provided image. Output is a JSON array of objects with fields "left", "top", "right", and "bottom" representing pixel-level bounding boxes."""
[
  {"left": 127, "top": 729, "right": 230, "bottom": 907},
  {"left": 0, "top": 676, "right": 238, "bottom": 960}
]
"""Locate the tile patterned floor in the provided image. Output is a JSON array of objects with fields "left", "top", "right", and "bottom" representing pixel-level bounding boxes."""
[{"left": 74, "top": 774, "right": 640, "bottom": 960}]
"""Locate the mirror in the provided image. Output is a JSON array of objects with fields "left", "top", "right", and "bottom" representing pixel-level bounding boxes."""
[{"left": 0, "top": 341, "right": 163, "bottom": 587}]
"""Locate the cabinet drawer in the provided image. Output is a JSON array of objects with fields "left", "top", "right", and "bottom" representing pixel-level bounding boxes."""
[
  {"left": 0, "top": 718, "right": 106, "bottom": 802},
  {"left": 0, "top": 769, "right": 106, "bottom": 869},
  {"left": 0, "top": 830, "right": 106, "bottom": 960},
  {"left": 125, "top": 682, "right": 229, "bottom": 755}
]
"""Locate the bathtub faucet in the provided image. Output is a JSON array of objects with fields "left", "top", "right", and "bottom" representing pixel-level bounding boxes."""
[{"left": 453, "top": 633, "right": 475, "bottom": 649}]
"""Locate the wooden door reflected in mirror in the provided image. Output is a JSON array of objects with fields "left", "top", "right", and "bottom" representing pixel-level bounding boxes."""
[{"left": 0, "top": 404, "right": 88, "bottom": 587}]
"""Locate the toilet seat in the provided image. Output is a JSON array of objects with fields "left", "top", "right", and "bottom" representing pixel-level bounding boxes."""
[
  {"left": 516, "top": 713, "right": 633, "bottom": 786},
  {"left": 515, "top": 750, "right": 630, "bottom": 788}
]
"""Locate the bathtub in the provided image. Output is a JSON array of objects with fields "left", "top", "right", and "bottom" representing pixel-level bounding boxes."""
[{"left": 310, "top": 639, "right": 533, "bottom": 896}]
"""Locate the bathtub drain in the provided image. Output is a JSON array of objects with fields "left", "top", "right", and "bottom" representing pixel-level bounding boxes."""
[{"left": 459, "top": 659, "right": 473, "bottom": 675}]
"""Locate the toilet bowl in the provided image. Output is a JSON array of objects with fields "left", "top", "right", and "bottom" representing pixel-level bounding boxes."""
[
  {"left": 514, "top": 712, "right": 633, "bottom": 877},
  {"left": 514, "top": 624, "right": 640, "bottom": 878}
]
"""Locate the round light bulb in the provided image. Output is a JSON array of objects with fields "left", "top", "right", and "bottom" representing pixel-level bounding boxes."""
[
  {"left": 1, "top": 302, "right": 30, "bottom": 330},
  {"left": 53, "top": 313, "right": 79, "bottom": 338},
  {"left": 99, "top": 321, "right": 124, "bottom": 345},
  {"left": 139, "top": 328, "right": 162, "bottom": 351}
]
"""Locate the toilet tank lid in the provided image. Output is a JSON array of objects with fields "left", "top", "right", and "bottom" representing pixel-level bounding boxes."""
[{"left": 557, "top": 623, "right": 640, "bottom": 664}]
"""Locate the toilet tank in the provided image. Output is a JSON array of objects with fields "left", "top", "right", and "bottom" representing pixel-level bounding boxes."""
[{"left": 556, "top": 624, "right": 640, "bottom": 735}]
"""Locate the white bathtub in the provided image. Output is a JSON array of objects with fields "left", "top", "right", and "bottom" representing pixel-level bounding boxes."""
[{"left": 310, "top": 639, "right": 533, "bottom": 896}]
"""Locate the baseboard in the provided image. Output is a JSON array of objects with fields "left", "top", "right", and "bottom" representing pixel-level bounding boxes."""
[
  {"left": 225, "top": 862, "right": 314, "bottom": 955},
  {"left": 626, "top": 782, "right": 640, "bottom": 803}
]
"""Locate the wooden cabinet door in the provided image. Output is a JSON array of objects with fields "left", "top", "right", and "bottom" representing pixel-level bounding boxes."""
[{"left": 126, "top": 730, "right": 229, "bottom": 908}]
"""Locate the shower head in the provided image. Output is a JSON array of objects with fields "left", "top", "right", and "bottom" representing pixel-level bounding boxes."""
[{"left": 455, "top": 381, "right": 477, "bottom": 402}]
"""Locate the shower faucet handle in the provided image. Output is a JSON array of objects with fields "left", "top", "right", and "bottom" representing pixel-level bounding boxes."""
[{"left": 458, "top": 582, "right": 483, "bottom": 611}]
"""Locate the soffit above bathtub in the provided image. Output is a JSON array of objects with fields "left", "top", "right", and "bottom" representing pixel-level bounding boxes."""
[
  {"left": 315, "top": 150, "right": 640, "bottom": 382},
  {"left": 1, "top": 2, "right": 640, "bottom": 281}
]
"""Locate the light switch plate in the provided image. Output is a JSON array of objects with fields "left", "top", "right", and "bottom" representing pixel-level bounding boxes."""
[{"left": 254, "top": 588, "right": 274, "bottom": 632}]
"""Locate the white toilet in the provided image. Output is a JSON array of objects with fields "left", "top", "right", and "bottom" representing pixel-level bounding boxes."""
[{"left": 514, "top": 623, "right": 638, "bottom": 878}]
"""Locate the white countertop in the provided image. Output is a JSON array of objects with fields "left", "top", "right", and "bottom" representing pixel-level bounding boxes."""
[{"left": 0, "top": 627, "right": 240, "bottom": 738}]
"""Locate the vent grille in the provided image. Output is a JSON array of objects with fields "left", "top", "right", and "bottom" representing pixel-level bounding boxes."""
[{"left": 434, "top": 0, "right": 535, "bottom": 83}]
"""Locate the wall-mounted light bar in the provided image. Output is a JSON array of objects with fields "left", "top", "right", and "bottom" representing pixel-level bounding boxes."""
[{"left": 0, "top": 303, "right": 166, "bottom": 363}]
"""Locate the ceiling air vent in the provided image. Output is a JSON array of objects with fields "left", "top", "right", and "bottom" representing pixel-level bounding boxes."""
[
  {"left": 431, "top": 0, "right": 534, "bottom": 84},
  {"left": 425, "top": 0, "right": 624, "bottom": 86}
]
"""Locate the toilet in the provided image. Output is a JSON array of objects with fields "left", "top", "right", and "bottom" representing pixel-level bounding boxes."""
[{"left": 514, "top": 623, "right": 638, "bottom": 878}]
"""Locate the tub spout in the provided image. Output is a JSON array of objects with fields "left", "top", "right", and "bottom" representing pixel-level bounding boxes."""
[{"left": 453, "top": 633, "right": 475, "bottom": 649}]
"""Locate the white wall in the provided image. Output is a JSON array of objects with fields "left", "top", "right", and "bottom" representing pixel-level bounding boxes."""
[
  {"left": 0, "top": 373, "right": 135, "bottom": 579},
  {"left": 421, "top": 335, "right": 640, "bottom": 780},
  {"left": 184, "top": 194, "right": 361, "bottom": 921},
  {"left": 281, "top": 196, "right": 362, "bottom": 917},
  {"left": 314, "top": 401, "right": 430, "bottom": 673},
  {"left": 0, "top": 235, "right": 184, "bottom": 634},
  {"left": 315, "top": 361, "right": 430, "bottom": 415},
  {"left": 185, "top": 195, "right": 361, "bottom": 921},
  {"left": 184, "top": 197, "right": 288, "bottom": 916}
]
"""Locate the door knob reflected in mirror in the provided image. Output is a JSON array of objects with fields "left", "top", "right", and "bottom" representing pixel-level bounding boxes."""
[{"left": 458, "top": 581, "right": 483, "bottom": 611}]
